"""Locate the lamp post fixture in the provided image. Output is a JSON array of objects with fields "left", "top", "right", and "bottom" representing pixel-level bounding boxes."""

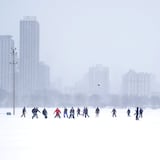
[{"left": 10, "top": 48, "right": 17, "bottom": 115}]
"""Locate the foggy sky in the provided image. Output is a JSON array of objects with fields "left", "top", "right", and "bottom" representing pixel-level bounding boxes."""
[{"left": 0, "top": 0, "right": 160, "bottom": 93}]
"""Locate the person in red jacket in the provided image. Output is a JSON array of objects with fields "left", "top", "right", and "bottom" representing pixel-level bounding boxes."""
[{"left": 54, "top": 108, "right": 61, "bottom": 118}]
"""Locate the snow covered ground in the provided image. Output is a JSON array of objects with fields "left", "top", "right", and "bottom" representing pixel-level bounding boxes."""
[{"left": 0, "top": 107, "right": 160, "bottom": 160}]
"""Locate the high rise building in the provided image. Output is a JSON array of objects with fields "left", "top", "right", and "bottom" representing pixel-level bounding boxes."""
[
  {"left": 0, "top": 35, "right": 14, "bottom": 92},
  {"left": 19, "top": 17, "right": 39, "bottom": 96},
  {"left": 87, "top": 64, "right": 110, "bottom": 96},
  {"left": 73, "top": 65, "right": 110, "bottom": 97},
  {"left": 38, "top": 62, "right": 50, "bottom": 90},
  {"left": 122, "top": 70, "right": 152, "bottom": 97}
]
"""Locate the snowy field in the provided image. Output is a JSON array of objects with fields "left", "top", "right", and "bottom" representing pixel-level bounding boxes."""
[{"left": 0, "top": 107, "right": 160, "bottom": 160}]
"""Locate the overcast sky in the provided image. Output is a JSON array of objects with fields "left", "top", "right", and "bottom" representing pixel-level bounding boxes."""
[{"left": 0, "top": 0, "right": 160, "bottom": 92}]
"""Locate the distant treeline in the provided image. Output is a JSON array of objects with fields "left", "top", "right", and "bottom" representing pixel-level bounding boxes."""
[{"left": 0, "top": 89, "right": 160, "bottom": 108}]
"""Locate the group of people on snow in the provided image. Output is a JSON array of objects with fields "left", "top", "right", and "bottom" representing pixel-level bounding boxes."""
[
  {"left": 134, "top": 107, "right": 143, "bottom": 120},
  {"left": 111, "top": 107, "right": 143, "bottom": 120},
  {"left": 21, "top": 107, "right": 48, "bottom": 119},
  {"left": 20, "top": 106, "right": 143, "bottom": 120},
  {"left": 54, "top": 107, "right": 90, "bottom": 119}
]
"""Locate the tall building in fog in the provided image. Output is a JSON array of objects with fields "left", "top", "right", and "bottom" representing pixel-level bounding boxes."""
[
  {"left": 0, "top": 35, "right": 14, "bottom": 92},
  {"left": 38, "top": 62, "right": 50, "bottom": 90},
  {"left": 87, "top": 64, "right": 110, "bottom": 96},
  {"left": 19, "top": 17, "right": 39, "bottom": 96},
  {"left": 73, "top": 65, "right": 110, "bottom": 96},
  {"left": 122, "top": 70, "right": 152, "bottom": 97}
]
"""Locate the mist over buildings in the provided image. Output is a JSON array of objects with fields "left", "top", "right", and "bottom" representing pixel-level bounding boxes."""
[{"left": 0, "top": 0, "right": 160, "bottom": 107}]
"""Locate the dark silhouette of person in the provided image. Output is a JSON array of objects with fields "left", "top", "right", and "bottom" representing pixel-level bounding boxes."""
[
  {"left": 135, "top": 107, "right": 139, "bottom": 120},
  {"left": 83, "top": 107, "right": 89, "bottom": 118},
  {"left": 95, "top": 107, "right": 100, "bottom": 117},
  {"left": 63, "top": 107, "right": 68, "bottom": 118},
  {"left": 54, "top": 108, "right": 61, "bottom": 118},
  {"left": 32, "top": 107, "right": 41, "bottom": 119},
  {"left": 112, "top": 108, "right": 117, "bottom": 117},
  {"left": 139, "top": 108, "right": 143, "bottom": 118},
  {"left": 69, "top": 107, "right": 75, "bottom": 119},
  {"left": 77, "top": 108, "right": 81, "bottom": 117},
  {"left": 42, "top": 108, "right": 48, "bottom": 119},
  {"left": 21, "top": 106, "right": 26, "bottom": 118},
  {"left": 127, "top": 109, "right": 131, "bottom": 117}
]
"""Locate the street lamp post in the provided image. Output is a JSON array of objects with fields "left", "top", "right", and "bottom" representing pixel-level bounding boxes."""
[{"left": 10, "top": 48, "right": 17, "bottom": 115}]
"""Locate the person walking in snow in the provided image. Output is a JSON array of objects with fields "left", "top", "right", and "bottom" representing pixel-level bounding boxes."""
[
  {"left": 54, "top": 108, "right": 61, "bottom": 118},
  {"left": 42, "top": 108, "right": 48, "bottom": 119},
  {"left": 112, "top": 108, "right": 117, "bottom": 117},
  {"left": 95, "top": 107, "right": 100, "bottom": 117},
  {"left": 127, "top": 109, "right": 131, "bottom": 117},
  {"left": 83, "top": 107, "right": 89, "bottom": 118},
  {"left": 32, "top": 107, "right": 41, "bottom": 119},
  {"left": 21, "top": 106, "right": 26, "bottom": 118},
  {"left": 63, "top": 107, "right": 68, "bottom": 118},
  {"left": 135, "top": 107, "right": 139, "bottom": 120},
  {"left": 69, "top": 107, "right": 75, "bottom": 119},
  {"left": 77, "top": 108, "right": 81, "bottom": 117},
  {"left": 139, "top": 108, "right": 143, "bottom": 118}
]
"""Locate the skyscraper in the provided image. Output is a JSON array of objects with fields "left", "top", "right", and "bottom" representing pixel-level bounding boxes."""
[
  {"left": 87, "top": 64, "right": 110, "bottom": 96},
  {"left": 0, "top": 35, "right": 14, "bottom": 92},
  {"left": 38, "top": 62, "right": 50, "bottom": 90},
  {"left": 122, "top": 70, "right": 152, "bottom": 97},
  {"left": 19, "top": 17, "right": 39, "bottom": 96}
]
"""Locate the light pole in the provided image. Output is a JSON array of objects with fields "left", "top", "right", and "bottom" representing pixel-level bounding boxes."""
[{"left": 10, "top": 48, "right": 17, "bottom": 115}]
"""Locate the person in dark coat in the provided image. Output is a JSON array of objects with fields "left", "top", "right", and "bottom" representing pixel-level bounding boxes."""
[
  {"left": 135, "top": 107, "right": 139, "bottom": 120},
  {"left": 112, "top": 108, "right": 117, "bottom": 117},
  {"left": 127, "top": 109, "right": 131, "bottom": 117},
  {"left": 77, "top": 108, "right": 81, "bottom": 117},
  {"left": 95, "top": 107, "right": 100, "bottom": 117},
  {"left": 139, "top": 108, "right": 143, "bottom": 118},
  {"left": 42, "top": 108, "right": 48, "bottom": 119},
  {"left": 83, "top": 107, "right": 89, "bottom": 118},
  {"left": 21, "top": 106, "right": 26, "bottom": 118},
  {"left": 69, "top": 107, "right": 75, "bottom": 119},
  {"left": 32, "top": 107, "right": 41, "bottom": 119},
  {"left": 63, "top": 107, "right": 68, "bottom": 118}
]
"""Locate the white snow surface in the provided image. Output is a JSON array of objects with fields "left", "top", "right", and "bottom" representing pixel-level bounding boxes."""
[{"left": 0, "top": 107, "right": 160, "bottom": 160}]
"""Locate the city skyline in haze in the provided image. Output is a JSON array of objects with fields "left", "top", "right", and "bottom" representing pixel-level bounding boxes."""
[{"left": 0, "top": 0, "right": 160, "bottom": 93}]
